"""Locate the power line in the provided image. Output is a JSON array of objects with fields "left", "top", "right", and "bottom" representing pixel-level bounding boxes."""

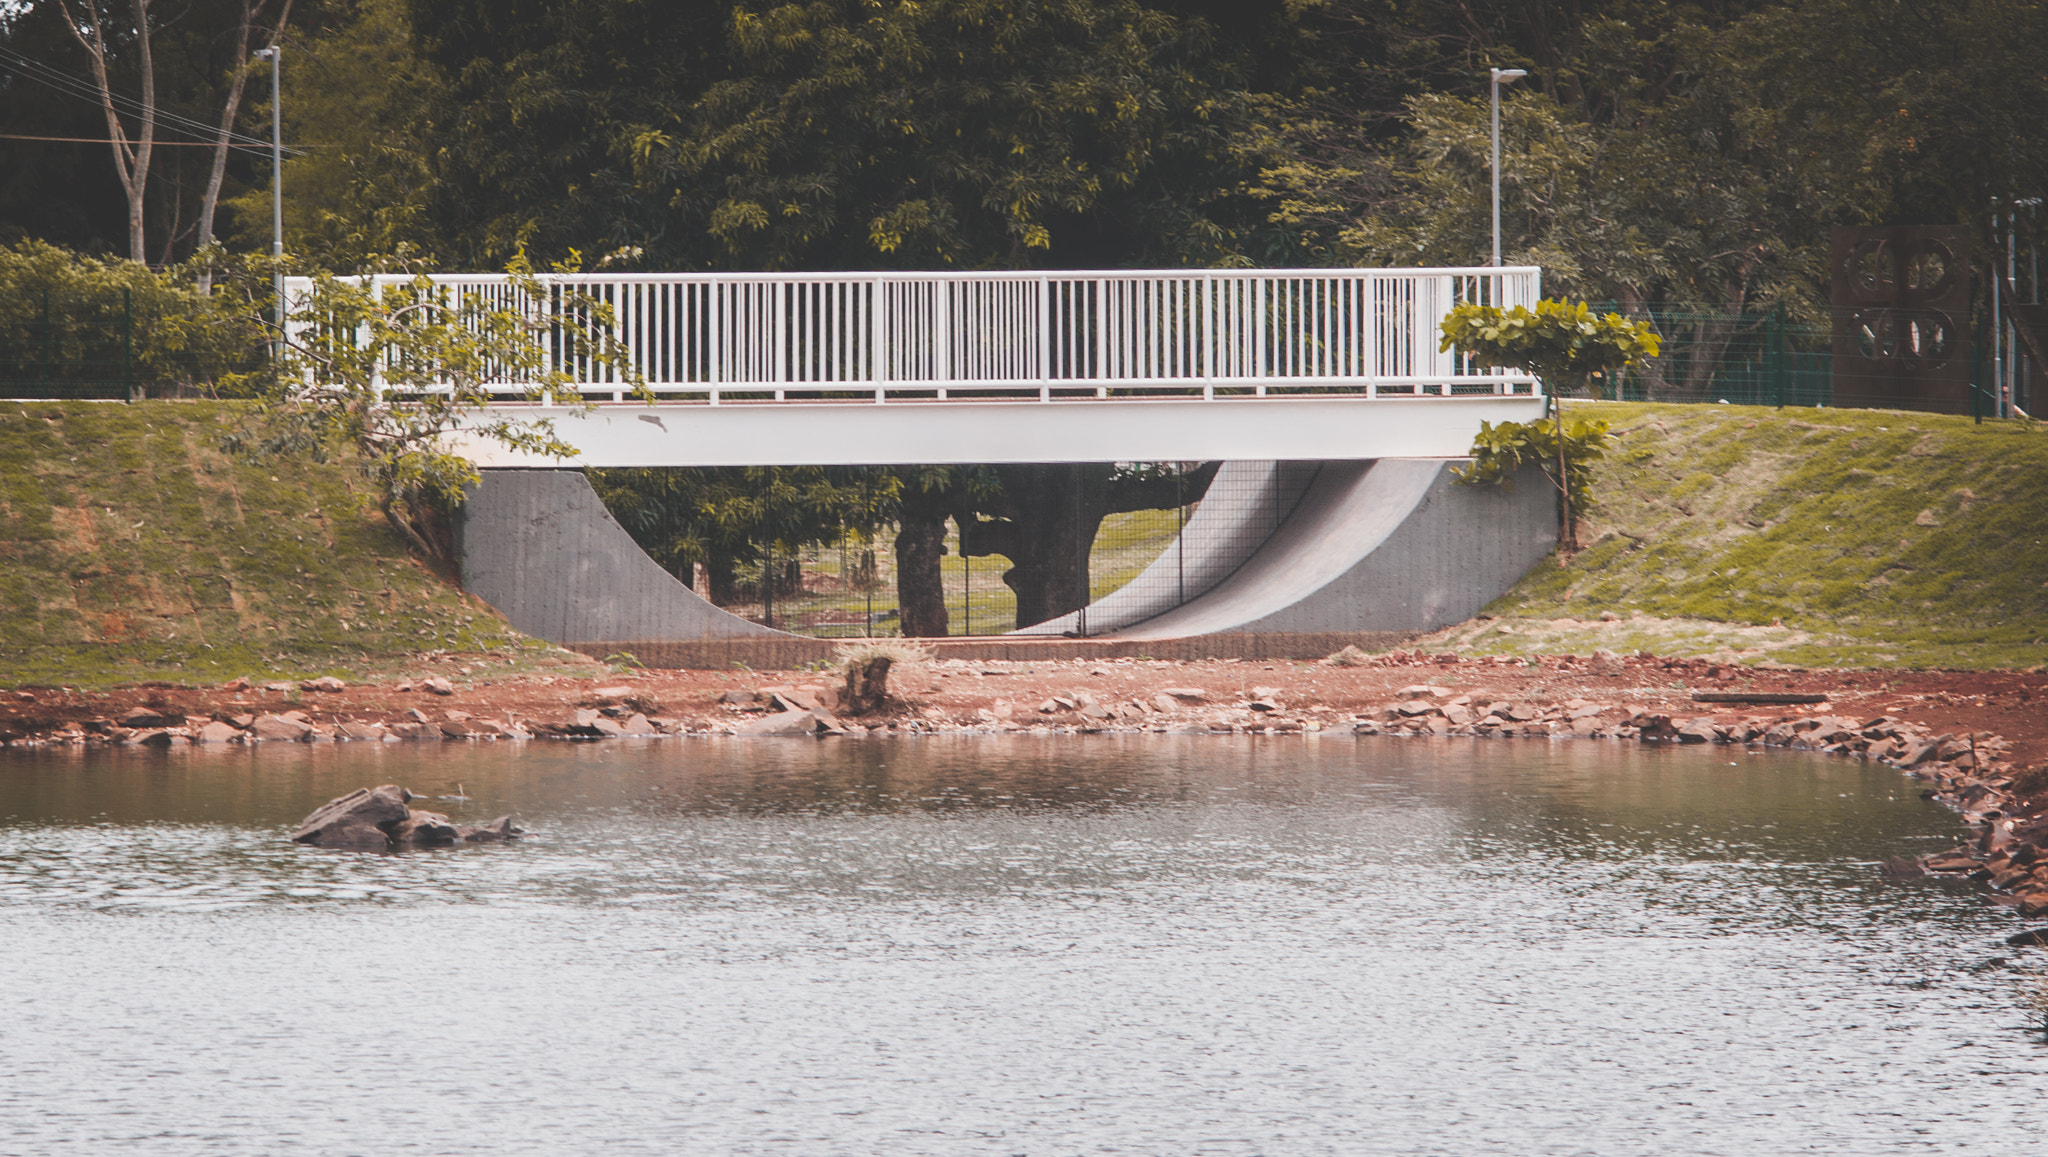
[
  {"left": 0, "top": 45, "right": 281, "bottom": 152},
  {"left": 0, "top": 131, "right": 284, "bottom": 153}
]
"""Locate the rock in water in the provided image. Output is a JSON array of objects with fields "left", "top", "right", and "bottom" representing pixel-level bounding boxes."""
[
  {"left": 293, "top": 785, "right": 413, "bottom": 848},
  {"left": 390, "top": 810, "right": 461, "bottom": 847},
  {"left": 456, "top": 816, "right": 523, "bottom": 842}
]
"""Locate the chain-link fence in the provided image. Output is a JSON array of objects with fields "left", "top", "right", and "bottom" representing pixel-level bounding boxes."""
[
  {"left": 1590, "top": 306, "right": 2039, "bottom": 415},
  {"left": 594, "top": 462, "right": 1316, "bottom": 639},
  {"left": 0, "top": 287, "right": 140, "bottom": 400}
]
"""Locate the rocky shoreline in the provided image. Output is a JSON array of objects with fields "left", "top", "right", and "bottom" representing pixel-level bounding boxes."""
[{"left": 4, "top": 648, "right": 2044, "bottom": 934}]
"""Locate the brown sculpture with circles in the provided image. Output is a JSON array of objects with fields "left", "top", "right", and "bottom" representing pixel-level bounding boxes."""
[{"left": 1830, "top": 225, "right": 1971, "bottom": 412}]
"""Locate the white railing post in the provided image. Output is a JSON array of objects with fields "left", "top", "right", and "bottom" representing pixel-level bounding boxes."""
[{"left": 1038, "top": 274, "right": 1052, "bottom": 402}]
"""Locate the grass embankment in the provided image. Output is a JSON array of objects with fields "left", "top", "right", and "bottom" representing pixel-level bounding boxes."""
[
  {"left": 0, "top": 401, "right": 548, "bottom": 687},
  {"left": 1425, "top": 401, "right": 2048, "bottom": 669}
]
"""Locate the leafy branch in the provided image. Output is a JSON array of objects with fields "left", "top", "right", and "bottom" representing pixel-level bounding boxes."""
[{"left": 229, "top": 254, "right": 645, "bottom": 566}]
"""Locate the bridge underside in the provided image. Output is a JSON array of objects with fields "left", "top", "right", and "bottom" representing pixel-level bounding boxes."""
[
  {"left": 453, "top": 395, "right": 1546, "bottom": 467},
  {"left": 458, "top": 457, "right": 1556, "bottom": 666}
]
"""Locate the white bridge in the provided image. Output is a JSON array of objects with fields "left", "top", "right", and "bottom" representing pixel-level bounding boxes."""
[{"left": 290, "top": 266, "right": 1545, "bottom": 466}]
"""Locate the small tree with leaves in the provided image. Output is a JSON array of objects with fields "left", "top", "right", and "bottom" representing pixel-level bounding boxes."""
[
  {"left": 1443, "top": 298, "right": 1654, "bottom": 553},
  {"left": 231, "top": 255, "right": 642, "bottom": 565}
]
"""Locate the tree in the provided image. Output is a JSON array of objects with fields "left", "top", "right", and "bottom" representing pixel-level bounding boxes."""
[
  {"left": 224, "top": 0, "right": 447, "bottom": 267},
  {"left": 1442, "top": 297, "right": 1653, "bottom": 550},
  {"left": 589, "top": 465, "right": 896, "bottom": 610},
  {"left": 230, "top": 254, "right": 641, "bottom": 563},
  {"left": 194, "top": 0, "right": 296, "bottom": 261},
  {"left": 53, "top": 0, "right": 159, "bottom": 261}
]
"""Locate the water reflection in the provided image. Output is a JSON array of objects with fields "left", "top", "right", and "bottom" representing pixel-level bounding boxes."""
[{"left": 0, "top": 736, "right": 2037, "bottom": 1155}]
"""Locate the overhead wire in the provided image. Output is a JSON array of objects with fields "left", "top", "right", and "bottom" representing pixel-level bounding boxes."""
[
  {"left": 0, "top": 44, "right": 295, "bottom": 155},
  {"left": 0, "top": 43, "right": 278, "bottom": 148}
]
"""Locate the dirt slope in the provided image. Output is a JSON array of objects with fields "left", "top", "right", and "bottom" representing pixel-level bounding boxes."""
[{"left": 0, "top": 401, "right": 541, "bottom": 686}]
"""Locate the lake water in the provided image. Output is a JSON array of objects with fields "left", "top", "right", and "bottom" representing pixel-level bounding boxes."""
[{"left": 1, "top": 736, "right": 2041, "bottom": 1155}]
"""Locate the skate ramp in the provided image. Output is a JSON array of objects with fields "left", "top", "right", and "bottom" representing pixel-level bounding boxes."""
[
  {"left": 1106, "top": 458, "right": 1556, "bottom": 640},
  {"left": 1012, "top": 460, "right": 1321, "bottom": 636},
  {"left": 459, "top": 469, "right": 797, "bottom": 646}
]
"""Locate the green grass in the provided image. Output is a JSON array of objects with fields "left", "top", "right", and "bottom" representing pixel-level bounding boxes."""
[
  {"left": 1420, "top": 401, "right": 2048, "bottom": 669},
  {"left": 0, "top": 400, "right": 554, "bottom": 687}
]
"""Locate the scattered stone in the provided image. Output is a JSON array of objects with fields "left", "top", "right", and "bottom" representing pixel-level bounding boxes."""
[
  {"left": 263, "top": 681, "right": 294, "bottom": 693},
  {"left": 737, "top": 709, "right": 817, "bottom": 736},
  {"left": 192, "top": 720, "right": 242, "bottom": 744},
  {"left": 405, "top": 707, "right": 431, "bottom": 723},
  {"left": 251, "top": 714, "right": 313, "bottom": 741},
  {"left": 1160, "top": 688, "right": 1206, "bottom": 701},
  {"left": 422, "top": 677, "right": 455, "bottom": 696},
  {"left": 620, "top": 713, "right": 659, "bottom": 736},
  {"left": 590, "top": 685, "right": 634, "bottom": 703},
  {"left": 1247, "top": 699, "right": 1280, "bottom": 713},
  {"left": 772, "top": 689, "right": 819, "bottom": 713},
  {"left": 721, "top": 689, "right": 758, "bottom": 706},
  {"left": 300, "top": 676, "right": 346, "bottom": 693},
  {"left": 438, "top": 720, "right": 471, "bottom": 738},
  {"left": 1038, "top": 698, "right": 1064, "bottom": 714},
  {"left": 1152, "top": 693, "right": 1180, "bottom": 714},
  {"left": 120, "top": 707, "right": 171, "bottom": 728},
  {"left": 1588, "top": 649, "right": 1624, "bottom": 676},
  {"left": 220, "top": 676, "right": 251, "bottom": 692},
  {"left": 1397, "top": 685, "right": 1453, "bottom": 700}
]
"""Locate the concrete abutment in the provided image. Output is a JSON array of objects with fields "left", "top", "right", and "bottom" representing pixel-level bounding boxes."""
[{"left": 457, "top": 463, "right": 1557, "bottom": 666}]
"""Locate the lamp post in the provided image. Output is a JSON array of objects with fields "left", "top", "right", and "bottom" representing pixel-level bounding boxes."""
[
  {"left": 253, "top": 46, "right": 283, "bottom": 345},
  {"left": 1490, "top": 67, "right": 1527, "bottom": 268}
]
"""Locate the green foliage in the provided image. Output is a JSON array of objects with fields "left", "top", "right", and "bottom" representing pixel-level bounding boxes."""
[
  {"left": 588, "top": 465, "right": 900, "bottom": 595},
  {"left": 1454, "top": 415, "right": 1613, "bottom": 500},
  {"left": 223, "top": 0, "right": 446, "bottom": 268},
  {"left": 1261, "top": 0, "right": 2047, "bottom": 320},
  {"left": 0, "top": 240, "right": 266, "bottom": 391},
  {"left": 1440, "top": 299, "right": 1659, "bottom": 398},
  {"left": 229, "top": 253, "right": 643, "bottom": 562}
]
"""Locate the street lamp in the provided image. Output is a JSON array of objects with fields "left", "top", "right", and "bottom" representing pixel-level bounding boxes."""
[
  {"left": 1490, "top": 67, "right": 1527, "bottom": 268},
  {"left": 253, "top": 46, "right": 283, "bottom": 342}
]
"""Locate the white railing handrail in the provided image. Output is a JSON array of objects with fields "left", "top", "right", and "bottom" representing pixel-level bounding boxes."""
[
  {"left": 281, "top": 266, "right": 1544, "bottom": 403},
  {"left": 283, "top": 265, "right": 1541, "bottom": 287}
]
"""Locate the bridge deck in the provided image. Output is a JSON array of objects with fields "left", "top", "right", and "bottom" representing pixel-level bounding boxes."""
[
  {"left": 454, "top": 394, "right": 1547, "bottom": 467},
  {"left": 289, "top": 266, "right": 1548, "bottom": 466}
]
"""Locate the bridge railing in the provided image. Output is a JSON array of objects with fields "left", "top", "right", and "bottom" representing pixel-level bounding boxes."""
[{"left": 282, "top": 267, "right": 1542, "bottom": 402}]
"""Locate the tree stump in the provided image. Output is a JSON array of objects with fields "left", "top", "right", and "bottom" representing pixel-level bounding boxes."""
[{"left": 842, "top": 656, "right": 894, "bottom": 716}]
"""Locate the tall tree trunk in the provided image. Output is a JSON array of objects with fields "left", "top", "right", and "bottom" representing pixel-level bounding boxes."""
[
  {"left": 994, "top": 464, "right": 1099, "bottom": 630},
  {"left": 198, "top": 1, "right": 293, "bottom": 287},
  {"left": 894, "top": 500, "right": 950, "bottom": 638},
  {"left": 705, "top": 553, "right": 738, "bottom": 604},
  {"left": 61, "top": 0, "right": 157, "bottom": 263}
]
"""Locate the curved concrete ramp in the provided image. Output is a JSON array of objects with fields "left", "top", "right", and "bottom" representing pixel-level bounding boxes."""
[
  {"left": 1105, "top": 459, "right": 1556, "bottom": 640},
  {"left": 1013, "top": 460, "right": 1321, "bottom": 636},
  {"left": 458, "top": 470, "right": 824, "bottom": 664}
]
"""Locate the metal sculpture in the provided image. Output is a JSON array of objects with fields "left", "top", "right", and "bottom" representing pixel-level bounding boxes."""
[{"left": 1830, "top": 225, "right": 1971, "bottom": 411}]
